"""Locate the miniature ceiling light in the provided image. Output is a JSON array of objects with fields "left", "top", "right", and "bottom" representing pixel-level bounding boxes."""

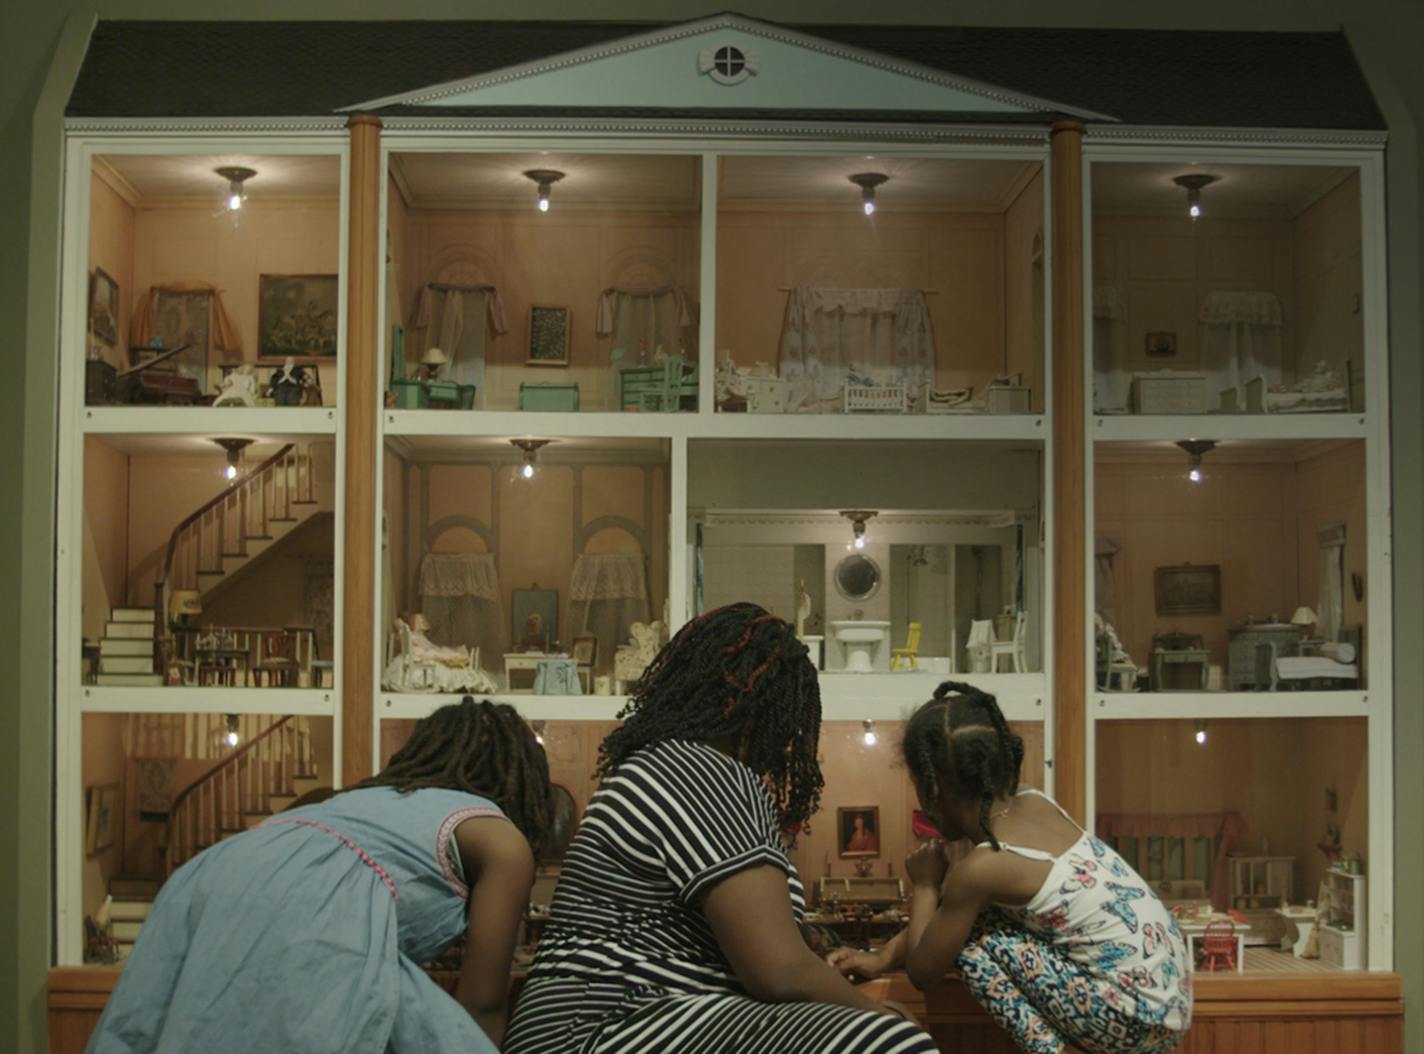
[
  {"left": 1176, "top": 439, "right": 1216, "bottom": 484},
  {"left": 510, "top": 438, "right": 553, "bottom": 479},
  {"left": 840, "top": 509, "right": 878, "bottom": 550},
  {"left": 213, "top": 437, "right": 254, "bottom": 482},
  {"left": 849, "top": 172, "right": 889, "bottom": 216},
  {"left": 523, "top": 169, "right": 565, "bottom": 213},
  {"left": 862, "top": 720, "right": 878, "bottom": 747},
  {"left": 1194, "top": 719, "right": 1208, "bottom": 747},
  {"left": 225, "top": 714, "right": 241, "bottom": 748},
  {"left": 1173, "top": 173, "right": 1219, "bottom": 221},
  {"left": 532, "top": 720, "right": 547, "bottom": 746},
  {"left": 215, "top": 166, "right": 257, "bottom": 212}
]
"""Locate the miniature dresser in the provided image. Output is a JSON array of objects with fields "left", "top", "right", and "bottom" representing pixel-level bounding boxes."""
[{"left": 1229, "top": 623, "right": 1300, "bottom": 690}]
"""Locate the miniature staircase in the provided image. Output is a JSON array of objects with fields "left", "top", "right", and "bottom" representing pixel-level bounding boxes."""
[
  {"left": 106, "top": 876, "right": 159, "bottom": 961},
  {"left": 95, "top": 607, "right": 162, "bottom": 686}
]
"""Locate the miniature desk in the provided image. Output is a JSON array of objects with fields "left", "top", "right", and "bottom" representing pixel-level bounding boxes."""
[
  {"left": 1277, "top": 905, "right": 1318, "bottom": 958},
  {"left": 504, "top": 653, "right": 547, "bottom": 693},
  {"left": 1178, "top": 916, "right": 1252, "bottom": 973},
  {"left": 1150, "top": 648, "right": 1209, "bottom": 691}
]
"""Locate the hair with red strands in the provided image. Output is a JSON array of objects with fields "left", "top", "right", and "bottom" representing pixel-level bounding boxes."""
[{"left": 597, "top": 602, "right": 824, "bottom": 834}]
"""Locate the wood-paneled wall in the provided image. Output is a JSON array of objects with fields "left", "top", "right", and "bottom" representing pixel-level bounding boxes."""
[{"left": 49, "top": 966, "right": 1402, "bottom": 1054}]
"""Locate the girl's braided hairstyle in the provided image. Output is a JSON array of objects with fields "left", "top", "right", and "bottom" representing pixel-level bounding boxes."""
[
  {"left": 348, "top": 696, "right": 553, "bottom": 856},
  {"left": 598, "top": 602, "right": 824, "bottom": 834},
  {"left": 901, "top": 681, "right": 1024, "bottom": 851}
]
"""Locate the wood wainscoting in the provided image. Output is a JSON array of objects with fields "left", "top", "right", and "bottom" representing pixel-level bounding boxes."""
[{"left": 48, "top": 966, "right": 1401, "bottom": 1053}]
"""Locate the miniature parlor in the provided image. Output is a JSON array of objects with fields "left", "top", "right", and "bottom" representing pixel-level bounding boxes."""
[{"left": 42, "top": 13, "right": 1400, "bottom": 1054}]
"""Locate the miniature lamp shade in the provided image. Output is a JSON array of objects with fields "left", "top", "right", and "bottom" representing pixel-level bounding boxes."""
[
  {"left": 1291, "top": 606, "right": 1319, "bottom": 639},
  {"left": 420, "top": 346, "right": 448, "bottom": 380}
]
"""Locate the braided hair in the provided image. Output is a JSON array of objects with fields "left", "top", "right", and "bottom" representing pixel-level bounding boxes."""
[
  {"left": 598, "top": 603, "right": 824, "bottom": 834},
  {"left": 901, "top": 681, "right": 1024, "bottom": 851},
  {"left": 348, "top": 696, "right": 553, "bottom": 856}
]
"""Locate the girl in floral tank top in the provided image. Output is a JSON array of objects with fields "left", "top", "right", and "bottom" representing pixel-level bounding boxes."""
[{"left": 832, "top": 683, "right": 1190, "bottom": 1054}]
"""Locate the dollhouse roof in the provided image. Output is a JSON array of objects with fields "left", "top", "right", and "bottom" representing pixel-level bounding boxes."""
[{"left": 66, "top": 14, "right": 1385, "bottom": 131}]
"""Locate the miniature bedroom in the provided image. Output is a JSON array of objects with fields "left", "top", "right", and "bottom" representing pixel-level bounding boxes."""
[
  {"left": 1096, "top": 716, "right": 1368, "bottom": 973},
  {"left": 381, "top": 436, "right": 671, "bottom": 694},
  {"left": 81, "top": 434, "right": 337, "bottom": 689},
  {"left": 689, "top": 438, "right": 1044, "bottom": 677},
  {"left": 86, "top": 152, "right": 343, "bottom": 409},
  {"left": 1091, "top": 161, "right": 1363, "bottom": 416},
  {"left": 384, "top": 152, "right": 702, "bottom": 412},
  {"left": 1094, "top": 439, "right": 1367, "bottom": 693},
  {"left": 715, "top": 155, "right": 1045, "bottom": 416}
]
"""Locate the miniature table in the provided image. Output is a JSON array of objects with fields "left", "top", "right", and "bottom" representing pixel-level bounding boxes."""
[
  {"left": 1151, "top": 648, "right": 1209, "bottom": 691},
  {"left": 1177, "top": 915, "right": 1252, "bottom": 973},
  {"left": 504, "top": 653, "right": 548, "bottom": 694},
  {"left": 533, "top": 658, "right": 582, "bottom": 695},
  {"left": 196, "top": 647, "right": 250, "bottom": 687},
  {"left": 1277, "top": 905, "right": 1318, "bottom": 957}
]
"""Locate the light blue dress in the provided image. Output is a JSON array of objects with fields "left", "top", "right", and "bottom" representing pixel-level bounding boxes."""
[{"left": 87, "top": 786, "right": 507, "bottom": 1054}]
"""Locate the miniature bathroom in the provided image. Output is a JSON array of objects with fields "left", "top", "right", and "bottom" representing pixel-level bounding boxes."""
[{"left": 688, "top": 438, "right": 1043, "bottom": 676}]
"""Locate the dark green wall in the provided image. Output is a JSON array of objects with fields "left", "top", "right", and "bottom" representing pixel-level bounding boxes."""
[{"left": 3, "top": 2, "right": 1421, "bottom": 1052}]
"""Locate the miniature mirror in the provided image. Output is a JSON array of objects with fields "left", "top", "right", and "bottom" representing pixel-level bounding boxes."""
[{"left": 834, "top": 554, "right": 882, "bottom": 601}]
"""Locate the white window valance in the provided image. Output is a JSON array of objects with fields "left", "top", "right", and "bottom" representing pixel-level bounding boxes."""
[
  {"left": 569, "top": 553, "right": 649, "bottom": 602},
  {"left": 418, "top": 552, "right": 501, "bottom": 601},
  {"left": 1198, "top": 290, "right": 1283, "bottom": 326}
]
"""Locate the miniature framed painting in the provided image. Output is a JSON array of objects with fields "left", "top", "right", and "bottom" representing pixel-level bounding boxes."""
[
  {"left": 1145, "top": 331, "right": 1178, "bottom": 358},
  {"left": 837, "top": 805, "right": 881, "bottom": 858},
  {"left": 89, "top": 267, "right": 119, "bottom": 345},
  {"left": 259, "top": 273, "right": 339, "bottom": 358},
  {"left": 1154, "top": 564, "right": 1221, "bottom": 616},
  {"left": 85, "top": 782, "right": 119, "bottom": 856},
  {"left": 571, "top": 635, "right": 598, "bottom": 668},
  {"left": 513, "top": 588, "right": 559, "bottom": 652},
  {"left": 528, "top": 305, "right": 570, "bottom": 366}
]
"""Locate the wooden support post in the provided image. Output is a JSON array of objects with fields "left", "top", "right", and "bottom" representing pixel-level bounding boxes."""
[
  {"left": 342, "top": 114, "right": 381, "bottom": 785},
  {"left": 1051, "top": 120, "right": 1087, "bottom": 823}
]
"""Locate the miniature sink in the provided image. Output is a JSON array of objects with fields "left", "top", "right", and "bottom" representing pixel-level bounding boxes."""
[{"left": 831, "top": 620, "right": 891, "bottom": 673}]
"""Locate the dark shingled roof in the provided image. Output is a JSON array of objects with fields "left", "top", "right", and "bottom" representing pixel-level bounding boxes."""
[{"left": 67, "top": 18, "right": 1384, "bottom": 130}]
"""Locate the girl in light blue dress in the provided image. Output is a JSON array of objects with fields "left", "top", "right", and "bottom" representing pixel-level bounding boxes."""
[{"left": 87, "top": 697, "right": 551, "bottom": 1054}]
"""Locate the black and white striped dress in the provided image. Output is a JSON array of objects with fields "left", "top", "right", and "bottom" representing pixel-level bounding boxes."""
[{"left": 504, "top": 739, "right": 936, "bottom": 1054}]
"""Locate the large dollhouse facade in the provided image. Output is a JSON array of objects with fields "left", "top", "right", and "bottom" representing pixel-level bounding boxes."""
[{"left": 49, "top": 14, "right": 1397, "bottom": 1050}]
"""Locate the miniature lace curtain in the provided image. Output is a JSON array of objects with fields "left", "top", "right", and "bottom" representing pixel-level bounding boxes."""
[
  {"left": 566, "top": 553, "right": 651, "bottom": 675},
  {"left": 778, "top": 288, "right": 935, "bottom": 410},
  {"left": 1092, "top": 286, "right": 1129, "bottom": 412},
  {"left": 596, "top": 286, "right": 698, "bottom": 410},
  {"left": 417, "top": 552, "right": 507, "bottom": 668},
  {"left": 408, "top": 284, "right": 509, "bottom": 397},
  {"left": 1199, "top": 291, "right": 1283, "bottom": 402},
  {"left": 130, "top": 282, "right": 243, "bottom": 360},
  {"left": 1095, "top": 533, "right": 1121, "bottom": 625},
  {"left": 1317, "top": 524, "right": 1346, "bottom": 643}
]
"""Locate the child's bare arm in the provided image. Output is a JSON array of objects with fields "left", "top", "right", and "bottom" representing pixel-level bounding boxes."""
[{"left": 903, "top": 848, "right": 1003, "bottom": 990}]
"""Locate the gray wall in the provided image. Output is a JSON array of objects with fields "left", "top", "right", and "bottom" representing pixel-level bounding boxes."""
[{"left": 3, "top": 3, "right": 1421, "bottom": 1052}]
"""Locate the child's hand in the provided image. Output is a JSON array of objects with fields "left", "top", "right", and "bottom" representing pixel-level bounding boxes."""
[
  {"left": 905, "top": 840, "right": 949, "bottom": 890},
  {"left": 826, "top": 946, "right": 887, "bottom": 980}
]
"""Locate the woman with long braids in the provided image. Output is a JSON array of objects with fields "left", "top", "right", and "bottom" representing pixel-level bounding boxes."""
[
  {"left": 505, "top": 602, "right": 936, "bottom": 1054},
  {"left": 829, "top": 682, "right": 1192, "bottom": 1054},
  {"left": 88, "top": 697, "right": 551, "bottom": 1054}
]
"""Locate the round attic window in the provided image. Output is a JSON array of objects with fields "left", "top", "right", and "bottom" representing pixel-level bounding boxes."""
[{"left": 703, "top": 44, "right": 756, "bottom": 86}]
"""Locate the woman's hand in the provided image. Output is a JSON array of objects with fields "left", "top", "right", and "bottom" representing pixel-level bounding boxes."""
[
  {"left": 905, "top": 840, "right": 949, "bottom": 891},
  {"left": 826, "top": 946, "right": 888, "bottom": 980}
]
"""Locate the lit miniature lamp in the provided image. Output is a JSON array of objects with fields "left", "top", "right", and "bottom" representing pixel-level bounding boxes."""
[
  {"left": 169, "top": 589, "right": 202, "bottom": 625},
  {"left": 1291, "top": 606, "right": 1319, "bottom": 642},
  {"left": 421, "top": 347, "right": 448, "bottom": 382}
]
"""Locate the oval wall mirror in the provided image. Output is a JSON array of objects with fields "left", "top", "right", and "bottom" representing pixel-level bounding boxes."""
[{"left": 834, "top": 554, "right": 882, "bottom": 601}]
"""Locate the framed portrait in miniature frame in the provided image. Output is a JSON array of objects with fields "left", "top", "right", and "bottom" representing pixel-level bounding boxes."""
[
  {"left": 258, "top": 273, "right": 339, "bottom": 358},
  {"left": 571, "top": 636, "right": 598, "bottom": 669},
  {"left": 1154, "top": 564, "right": 1221, "bottom": 616},
  {"left": 89, "top": 267, "right": 119, "bottom": 345},
  {"left": 837, "top": 805, "right": 881, "bottom": 858},
  {"left": 85, "top": 782, "right": 119, "bottom": 856},
  {"left": 528, "top": 305, "right": 570, "bottom": 366},
  {"left": 513, "top": 588, "right": 559, "bottom": 651}
]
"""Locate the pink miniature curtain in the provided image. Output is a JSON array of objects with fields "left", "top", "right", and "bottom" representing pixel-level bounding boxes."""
[
  {"left": 1096, "top": 811, "right": 1249, "bottom": 910},
  {"left": 130, "top": 282, "right": 243, "bottom": 361}
]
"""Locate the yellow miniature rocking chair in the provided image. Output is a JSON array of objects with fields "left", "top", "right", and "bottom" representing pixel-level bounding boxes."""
[{"left": 891, "top": 622, "right": 922, "bottom": 671}]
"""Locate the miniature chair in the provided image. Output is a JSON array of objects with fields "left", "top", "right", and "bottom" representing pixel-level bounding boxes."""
[
  {"left": 1199, "top": 917, "right": 1239, "bottom": 972},
  {"left": 255, "top": 631, "right": 297, "bottom": 688},
  {"left": 990, "top": 611, "right": 1028, "bottom": 672},
  {"left": 891, "top": 622, "right": 922, "bottom": 671},
  {"left": 966, "top": 620, "right": 995, "bottom": 673}
]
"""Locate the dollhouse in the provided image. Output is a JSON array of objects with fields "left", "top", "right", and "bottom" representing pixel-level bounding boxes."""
[{"left": 43, "top": 12, "right": 1398, "bottom": 1053}]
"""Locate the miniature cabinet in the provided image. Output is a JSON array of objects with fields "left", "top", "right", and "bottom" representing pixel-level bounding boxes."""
[
  {"left": 1319, "top": 867, "right": 1367, "bottom": 970},
  {"left": 1229, "top": 624, "right": 1301, "bottom": 690},
  {"left": 1229, "top": 856, "right": 1294, "bottom": 911}
]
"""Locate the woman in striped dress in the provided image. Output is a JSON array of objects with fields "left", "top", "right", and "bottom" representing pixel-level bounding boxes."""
[{"left": 505, "top": 603, "right": 936, "bottom": 1054}]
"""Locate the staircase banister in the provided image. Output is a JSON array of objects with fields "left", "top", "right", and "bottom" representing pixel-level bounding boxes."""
[
  {"left": 156, "top": 443, "right": 296, "bottom": 592},
  {"left": 168, "top": 715, "right": 295, "bottom": 819}
]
